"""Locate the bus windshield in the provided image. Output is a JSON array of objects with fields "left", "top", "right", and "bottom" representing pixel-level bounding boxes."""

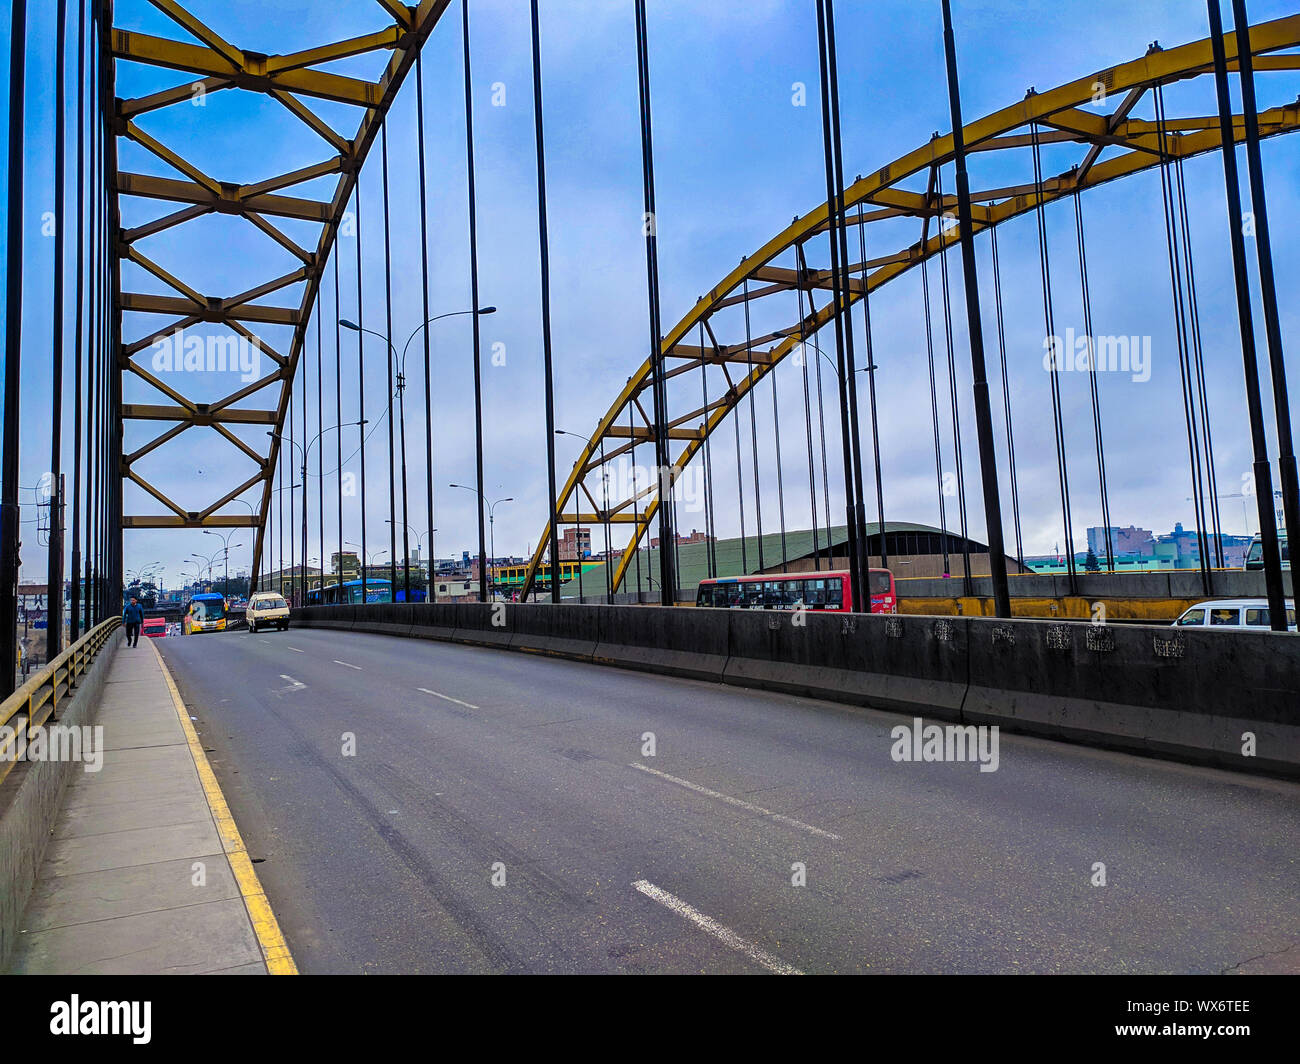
[{"left": 192, "top": 598, "right": 225, "bottom": 621}]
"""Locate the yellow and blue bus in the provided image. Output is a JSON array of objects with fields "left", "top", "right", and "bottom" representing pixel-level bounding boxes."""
[{"left": 184, "top": 592, "right": 227, "bottom": 634}]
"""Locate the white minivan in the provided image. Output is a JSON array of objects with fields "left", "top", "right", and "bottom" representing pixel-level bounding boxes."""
[
  {"left": 247, "top": 592, "right": 291, "bottom": 633},
  {"left": 1172, "top": 598, "right": 1296, "bottom": 631}
]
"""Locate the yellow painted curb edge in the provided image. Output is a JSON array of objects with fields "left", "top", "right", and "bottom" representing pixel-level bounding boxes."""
[{"left": 148, "top": 639, "right": 299, "bottom": 975}]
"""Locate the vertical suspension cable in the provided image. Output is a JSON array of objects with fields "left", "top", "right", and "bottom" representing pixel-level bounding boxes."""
[
  {"left": 920, "top": 256, "right": 951, "bottom": 576},
  {"left": 1231, "top": 0, "right": 1300, "bottom": 577},
  {"left": 529, "top": 0, "right": 562, "bottom": 604},
  {"left": 352, "top": 180, "right": 367, "bottom": 600},
  {"left": 798, "top": 248, "right": 835, "bottom": 568},
  {"left": 48, "top": 0, "right": 68, "bottom": 658},
  {"left": 86, "top": 18, "right": 100, "bottom": 626},
  {"left": 316, "top": 269, "right": 324, "bottom": 592},
  {"left": 741, "top": 278, "right": 765, "bottom": 571},
  {"left": 934, "top": 163, "right": 972, "bottom": 587},
  {"left": 334, "top": 247, "right": 343, "bottom": 593},
  {"left": 794, "top": 254, "right": 822, "bottom": 572},
  {"left": 1071, "top": 186, "right": 1114, "bottom": 571},
  {"left": 698, "top": 322, "right": 717, "bottom": 578},
  {"left": 989, "top": 225, "right": 1023, "bottom": 567},
  {"left": 733, "top": 374, "right": 748, "bottom": 573},
  {"left": 2, "top": 0, "right": 29, "bottom": 683},
  {"left": 1030, "top": 115, "right": 1078, "bottom": 585},
  {"left": 1154, "top": 83, "right": 1211, "bottom": 587},
  {"left": 769, "top": 322, "right": 789, "bottom": 571},
  {"left": 813, "top": 0, "right": 862, "bottom": 603},
  {"left": 633, "top": 0, "right": 675, "bottom": 602},
  {"left": 461, "top": 0, "right": 488, "bottom": 603},
  {"left": 1175, "top": 154, "right": 1223, "bottom": 566},
  {"left": 381, "top": 123, "right": 397, "bottom": 593},
  {"left": 856, "top": 204, "right": 886, "bottom": 567},
  {"left": 415, "top": 49, "right": 435, "bottom": 599},
  {"left": 70, "top": 0, "right": 86, "bottom": 640},
  {"left": 822, "top": 0, "right": 871, "bottom": 597}
]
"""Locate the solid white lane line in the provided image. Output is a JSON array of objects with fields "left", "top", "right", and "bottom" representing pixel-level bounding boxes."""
[
  {"left": 629, "top": 762, "right": 841, "bottom": 841},
  {"left": 417, "top": 687, "right": 479, "bottom": 710},
  {"left": 333, "top": 660, "right": 362, "bottom": 670},
  {"left": 632, "top": 880, "right": 803, "bottom": 976}
]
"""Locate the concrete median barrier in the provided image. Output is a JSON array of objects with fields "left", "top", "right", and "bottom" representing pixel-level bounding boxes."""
[
  {"left": 402, "top": 603, "right": 458, "bottom": 643},
  {"left": 592, "top": 605, "right": 729, "bottom": 682},
  {"left": 963, "top": 618, "right": 1300, "bottom": 776},
  {"left": 507, "top": 604, "right": 600, "bottom": 662},
  {"left": 723, "top": 610, "right": 968, "bottom": 720},
  {"left": 289, "top": 600, "right": 1299, "bottom": 778}
]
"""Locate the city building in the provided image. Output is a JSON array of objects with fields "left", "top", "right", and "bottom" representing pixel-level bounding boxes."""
[{"left": 559, "top": 527, "right": 592, "bottom": 560}]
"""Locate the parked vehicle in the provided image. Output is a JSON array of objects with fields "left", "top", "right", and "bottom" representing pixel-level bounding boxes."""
[
  {"left": 1244, "top": 531, "right": 1289, "bottom": 570},
  {"left": 1172, "top": 598, "right": 1295, "bottom": 631}
]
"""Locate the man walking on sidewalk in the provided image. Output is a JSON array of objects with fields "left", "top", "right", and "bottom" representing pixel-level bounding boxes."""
[{"left": 122, "top": 596, "right": 144, "bottom": 648}]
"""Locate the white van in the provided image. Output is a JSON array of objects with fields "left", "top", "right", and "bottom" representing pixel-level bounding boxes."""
[
  {"left": 1172, "top": 598, "right": 1295, "bottom": 631},
  {"left": 247, "top": 592, "right": 291, "bottom": 633}
]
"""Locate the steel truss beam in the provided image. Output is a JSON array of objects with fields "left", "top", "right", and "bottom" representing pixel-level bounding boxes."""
[{"left": 110, "top": 0, "right": 453, "bottom": 571}]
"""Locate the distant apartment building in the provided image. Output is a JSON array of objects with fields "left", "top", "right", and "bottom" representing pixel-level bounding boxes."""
[
  {"left": 559, "top": 527, "right": 592, "bottom": 560},
  {"left": 650, "top": 528, "right": 714, "bottom": 549},
  {"left": 1087, "top": 525, "right": 1155, "bottom": 558}
]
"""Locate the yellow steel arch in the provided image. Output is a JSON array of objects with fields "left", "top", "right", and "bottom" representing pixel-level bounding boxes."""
[
  {"left": 525, "top": 14, "right": 1300, "bottom": 597},
  {"left": 110, "top": 0, "right": 453, "bottom": 584}
]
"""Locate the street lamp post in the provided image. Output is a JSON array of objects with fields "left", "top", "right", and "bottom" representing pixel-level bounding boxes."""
[
  {"left": 449, "top": 484, "right": 511, "bottom": 601},
  {"left": 345, "top": 541, "right": 387, "bottom": 590},
  {"left": 343, "top": 308, "right": 495, "bottom": 605},
  {"left": 202, "top": 528, "right": 242, "bottom": 599},
  {"left": 270, "top": 420, "right": 366, "bottom": 608},
  {"left": 267, "top": 482, "right": 303, "bottom": 598},
  {"left": 385, "top": 520, "right": 436, "bottom": 600}
]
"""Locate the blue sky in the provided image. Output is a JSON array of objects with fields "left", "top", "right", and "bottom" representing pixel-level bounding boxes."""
[{"left": 2, "top": 0, "right": 1298, "bottom": 587}]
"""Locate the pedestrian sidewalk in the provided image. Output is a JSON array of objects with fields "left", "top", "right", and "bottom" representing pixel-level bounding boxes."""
[{"left": 10, "top": 637, "right": 295, "bottom": 975}]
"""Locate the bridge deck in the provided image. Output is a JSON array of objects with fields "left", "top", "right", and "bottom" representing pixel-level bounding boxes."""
[{"left": 135, "top": 626, "right": 1300, "bottom": 974}]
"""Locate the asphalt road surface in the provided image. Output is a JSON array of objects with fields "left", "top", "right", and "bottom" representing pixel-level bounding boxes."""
[{"left": 158, "top": 627, "right": 1300, "bottom": 974}]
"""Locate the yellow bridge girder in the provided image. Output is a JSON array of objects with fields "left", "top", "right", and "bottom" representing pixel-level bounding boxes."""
[
  {"left": 111, "top": 0, "right": 453, "bottom": 559},
  {"left": 524, "top": 15, "right": 1300, "bottom": 597}
]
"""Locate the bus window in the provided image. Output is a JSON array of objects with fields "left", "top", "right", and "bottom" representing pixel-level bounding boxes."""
[{"left": 826, "top": 578, "right": 844, "bottom": 609}]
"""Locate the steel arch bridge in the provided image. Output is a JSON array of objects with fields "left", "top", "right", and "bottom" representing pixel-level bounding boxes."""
[
  {"left": 521, "top": 13, "right": 1300, "bottom": 596},
  {"left": 100, "top": 5, "right": 1300, "bottom": 593},
  {"left": 111, "top": 0, "right": 453, "bottom": 575}
]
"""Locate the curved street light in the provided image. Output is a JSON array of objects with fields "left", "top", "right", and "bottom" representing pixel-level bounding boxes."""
[{"left": 342, "top": 308, "right": 495, "bottom": 602}]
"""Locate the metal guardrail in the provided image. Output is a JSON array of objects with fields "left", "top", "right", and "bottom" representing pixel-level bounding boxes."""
[{"left": 0, "top": 618, "right": 121, "bottom": 787}]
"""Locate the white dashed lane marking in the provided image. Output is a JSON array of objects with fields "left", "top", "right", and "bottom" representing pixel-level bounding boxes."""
[
  {"left": 633, "top": 880, "right": 803, "bottom": 975},
  {"left": 417, "top": 687, "right": 479, "bottom": 710},
  {"left": 629, "top": 762, "right": 841, "bottom": 841}
]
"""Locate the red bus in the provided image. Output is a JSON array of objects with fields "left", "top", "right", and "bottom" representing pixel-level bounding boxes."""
[{"left": 695, "top": 569, "right": 896, "bottom": 613}]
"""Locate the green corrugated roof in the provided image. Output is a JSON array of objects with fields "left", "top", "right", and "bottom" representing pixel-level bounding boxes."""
[{"left": 569, "top": 521, "right": 956, "bottom": 595}]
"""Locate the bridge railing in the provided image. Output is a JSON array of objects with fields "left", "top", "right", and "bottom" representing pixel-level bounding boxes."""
[{"left": 0, "top": 619, "right": 121, "bottom": 787}]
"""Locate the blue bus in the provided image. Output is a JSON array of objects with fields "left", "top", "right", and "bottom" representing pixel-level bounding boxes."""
[{"left": 307, "top": 579, "right": 393, "bottom": 606}]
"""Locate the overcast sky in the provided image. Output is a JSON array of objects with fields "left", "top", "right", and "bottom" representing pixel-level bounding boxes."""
[{"left": 3, "top": 0, "right": 1298, "bottom": 588}]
